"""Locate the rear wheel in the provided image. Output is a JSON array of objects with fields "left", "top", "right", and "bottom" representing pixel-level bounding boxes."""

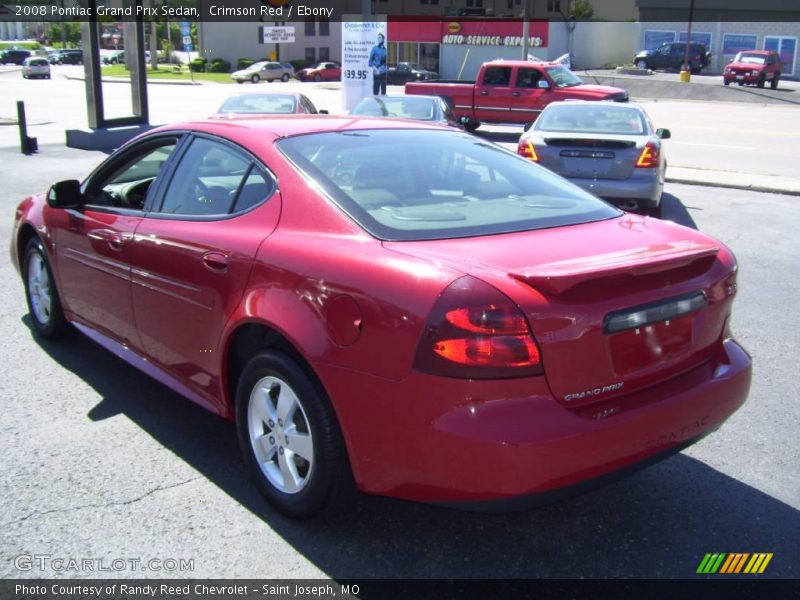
[
  {"left": 251, "top": 74, "right": 260, "bottom": 84},
  {"left": 689, "top": 63, "right": 701, "bottom": 74},
  {"left": 236, "top": 351, "right": 353, "bottom": 518},
  {"left": 636, "top": 59, "right": 648, "bottom": 70},
  {"left": 23, "top": 238, "right": 69, "bottom": 339},
  {"left": 771, "top": 74, "right": 780, "bottom": 90}
]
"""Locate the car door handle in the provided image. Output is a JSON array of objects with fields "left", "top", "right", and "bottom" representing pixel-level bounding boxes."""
[
  {"left": 202, "top": 251, "right": 229, "bottom": 271},
  {"left": 512, "top": 92, "right": 521, "bottom": 97},
  {"left": 479, "top": 90, "right": 489, "bottom": 95},
  {"left": 107, "top": 234, "right": 124, "bottom": 251}
]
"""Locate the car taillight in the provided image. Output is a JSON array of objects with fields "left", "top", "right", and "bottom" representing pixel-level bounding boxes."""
[
  {"left": 413, "top": 276, "right": 542, "bottom": 379},
  {"left": 635, "top": 142, "right": 659, "bottom": 168},
  {"left": 517, "top": 139, "right": 539, "bottom": 162}
]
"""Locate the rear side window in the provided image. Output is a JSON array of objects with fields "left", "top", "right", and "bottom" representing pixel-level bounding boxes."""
[
  {"left": 278, "top": 129, "right": 619, "bottom": 241},
  {"left": 482, "top": 66, "right": 511, "bottom": 87},
  {"left": 159, "top": 138, "right": 274, "bottom": 217}
]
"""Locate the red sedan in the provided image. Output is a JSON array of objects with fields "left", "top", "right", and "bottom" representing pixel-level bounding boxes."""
[
  {"left": 296, "top": 61, "right": 341, "bottom": 82},
  {"left": 11, "top": 117, "right": 751, "bottom": 518}
]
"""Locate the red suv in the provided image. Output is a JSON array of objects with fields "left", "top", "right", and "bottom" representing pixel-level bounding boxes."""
[{"left": 723, "top": 50, "right": 781, "bottom": 89}]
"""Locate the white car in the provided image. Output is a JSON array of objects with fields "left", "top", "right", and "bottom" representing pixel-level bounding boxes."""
[
  {"left": 22, "top": 57, "right": 51, "bottom": 79},
  {"left": 231, "top": 61, "right": 294, "bottom": 84}
]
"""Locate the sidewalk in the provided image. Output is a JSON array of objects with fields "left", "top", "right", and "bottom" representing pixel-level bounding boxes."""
[{"left": 666, "top": 166, "right": 800, "bottom": 196}]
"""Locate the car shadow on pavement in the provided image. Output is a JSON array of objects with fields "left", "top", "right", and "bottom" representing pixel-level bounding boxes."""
[
  {"left": 24, "top": 316, "right": 799, "bottom": 578},
  {"left": 658, "top": 191, "right": 699, "bottom": 229}
]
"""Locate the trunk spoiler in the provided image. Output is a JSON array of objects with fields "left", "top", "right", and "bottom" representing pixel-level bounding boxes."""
[{"left": 510, "top": 240, "right": 719, "bottom": 295}]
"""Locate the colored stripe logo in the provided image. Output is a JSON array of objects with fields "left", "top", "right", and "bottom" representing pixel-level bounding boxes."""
[{"left": 697, "top": 553, "right": 773, "bottom": 574}]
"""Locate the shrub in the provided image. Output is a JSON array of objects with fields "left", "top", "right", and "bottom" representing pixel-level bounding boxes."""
[
  {"left": 290, "top": 59, "right": 309, "bottom": 71},
  {"left": 208, "top": 58, "right": 231, "bottom": 73},
  {"left": 189, "top": 57, "right": 207, "bottom": 72},
  {"left": 237, "top": 58, "right": 255, "bottom": 70}
]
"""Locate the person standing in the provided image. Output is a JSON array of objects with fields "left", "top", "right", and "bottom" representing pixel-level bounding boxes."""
[{"left": 369, "top": 33, "right": 387, "bottom": 95}]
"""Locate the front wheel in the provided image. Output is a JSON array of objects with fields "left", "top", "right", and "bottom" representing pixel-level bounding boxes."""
[
  {"left": 313, "top": 73, "right": 322, "bottom": 82},
  {"left": 462, "top": 119, "right": 481, "bottom": 132},
  {"left": 635, "top": 59, "right": 648, "bottom": 70},
  {"left": 281, "top": 73, "right": 290, "bottom": 82},
  {"left": 236, "top": 351, "right": 352, "bottom": 518},
  {"left": 757, "top": 73, "right": 766, "bottom": 88},
  {"left": 23, "top": 238, "right": 69, "bottom": 339}
]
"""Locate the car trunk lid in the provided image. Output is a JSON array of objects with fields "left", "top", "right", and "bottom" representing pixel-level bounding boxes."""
[
  {"left": 535, "top": 133, "right": 644, "bottom": 180},
  {"left": 384, "top": 216, "right": 737, "bottom": 405}
]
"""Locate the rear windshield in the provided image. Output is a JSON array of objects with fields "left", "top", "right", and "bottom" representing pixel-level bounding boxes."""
[
  {"left": 351, "top": 96, "right": 436, "bottom": 120},
  {"left": 734, "top": 52, "right": 766, "bottom": 65},
  {"left": 277, "top": 129, "right": 619, "bottom": 241},
  {"left": 536, "top": 104, "right": 647, "bottom": 135},
  {"left": 217, "top": 94, "right": 297, "bottom": 114}
]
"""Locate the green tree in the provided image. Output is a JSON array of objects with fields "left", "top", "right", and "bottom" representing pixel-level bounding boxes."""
[{"left": 570, "top": 0, "right": 594, "bottom": 19}]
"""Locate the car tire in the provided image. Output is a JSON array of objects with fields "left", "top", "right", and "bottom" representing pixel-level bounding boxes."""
[
  {"left": 689, "top": 62, "right": 700, "bottom": 74},
  {"left": 757, "top": 73, "right": 766, "bottom": 88},
  {"left": 771, "top": 74, "right": 780, "bottom": 90},
  {"left": 236, "top": 80, "right": 243, "bottom": 84},
  {"left": 281, "top": 73, "right": 290, "bottom": 82},
  {"left": 636, "top": 59, "right": 648, "bottom": 70},
  {"left": 723, "top": 79, "right": 730, "bottom": 86},
  {"left": 251, "top": 74, "right": 260, "bottom": 84},
  {"left": 314, "top": 74, "right": 322, "bottom": 82},
  {"left": 46, "top": 74, "right": 51, "bottom": 79},
  {"left": 463, "top": 119, "right": 481, "bottom": 132},
  {"left": 23, "top": 238, "right": 69, "bottom": 339},
  {"left": 236, "top": 351, "right": 353, "bottom": 519}
]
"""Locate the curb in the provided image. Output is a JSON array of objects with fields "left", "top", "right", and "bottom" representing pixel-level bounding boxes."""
[{"left": 665, "top": 176, "right": 800, "bottom": 197}]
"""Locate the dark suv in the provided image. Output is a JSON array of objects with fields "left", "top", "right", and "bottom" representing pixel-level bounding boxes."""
[
  {"left": 0, "top": 49, "right": 32, "bottom": 66},
  {"left": 634, "top": 42, "right": 711, "bottom": 74}
]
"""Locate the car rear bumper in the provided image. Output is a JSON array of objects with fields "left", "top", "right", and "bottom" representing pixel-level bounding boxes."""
[
  {"left": 567, "top": 171, "right": 663, "bottom": 208},
  {"left": 315, "top": 338, "right": 751, "bottom": 506}
]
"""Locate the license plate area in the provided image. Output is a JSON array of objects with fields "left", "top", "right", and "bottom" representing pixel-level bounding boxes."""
[{"left": 609, "top": 315, "right": 694, "bottom": 375}]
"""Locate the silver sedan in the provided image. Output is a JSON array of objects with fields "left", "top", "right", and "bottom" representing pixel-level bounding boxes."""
[{"left": 517, "top": 101, "right": 670, "bottom": 216}]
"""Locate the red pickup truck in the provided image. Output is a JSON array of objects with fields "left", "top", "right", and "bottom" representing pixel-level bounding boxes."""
[{"left": 405, "top": 60, "right": 629, "bottom": 131}]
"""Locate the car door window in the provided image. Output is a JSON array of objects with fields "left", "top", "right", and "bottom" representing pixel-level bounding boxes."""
[
  {"left": 516, "top": 68, "right": 542, "bottom": 88},
  {"left": 85, "top": 140, "right": 178, "bottom": 210},
  {"left": 159, "top": 137, "right": 274, "bottom": 217},
  {"left": 482, "top": 66, "right": 511, "bottom": 86}
]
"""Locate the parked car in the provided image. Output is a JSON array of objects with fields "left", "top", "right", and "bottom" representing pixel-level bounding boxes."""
[
  {"left": 406, "top": 60, "right": 628, "bottom": 131},
  {"left": 350, "top": 95, "right": 460, "bottom": 128},
  {"left": 517, "top": 101, "right": 670, "bottom": 215},
  {"left": 46, "top": 50, "right": 62, "bottom": 65},
  {"left": 723, "top": 50, "right": 781, "bottom": 89},
  {"left": 101, "top": 50, "right": 151, "bottom": 65},
  {"left": 0, "top": 49, "right": 32, "bottom": 65},
  {"left": 231, "top": 61, "right": 294, "bottom": 84},
  {"left": 634, "top": 42, "right": 711, "bottom": 74},
  {"left": 386, "top": 62, "right": 439, "bottom": 85},
  {"left": 21, "top": 56, "right": 51, "bottom": 79},
  {"left": 296, "top": 62, "right": 341, "bottom": 82},
  {"left": 51, "top": 49, "right": 84, "bottom": 65},
  {"left": 210, "top": 92, "right": 323, "bottom": 117},
  {"left": 12, "top": 116, "right": 750, "bottom": 518}
]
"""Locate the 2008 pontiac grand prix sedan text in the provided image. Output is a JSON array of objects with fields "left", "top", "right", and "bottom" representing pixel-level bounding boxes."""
[{"left": 11, "top": 117, "right": 752, "bottom": 518}]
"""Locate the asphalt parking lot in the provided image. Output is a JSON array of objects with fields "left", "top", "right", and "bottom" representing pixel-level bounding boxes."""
[{"left": 0, "top": 70, "right": 799, "bottom": 580}]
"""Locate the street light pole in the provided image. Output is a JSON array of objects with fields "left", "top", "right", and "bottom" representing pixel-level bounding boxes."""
[{"left": 680, "top": 0, "right": 695, "bottom": 82}]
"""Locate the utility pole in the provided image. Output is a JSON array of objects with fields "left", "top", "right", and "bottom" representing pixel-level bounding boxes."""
[
  {"left": 521, "top": 0, "right": 531, "bottom": 60},
  {"left": 680, "top": 0, "right": 695, "bottom": 82}
]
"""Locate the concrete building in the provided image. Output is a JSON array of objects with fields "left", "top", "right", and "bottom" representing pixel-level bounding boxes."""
[{"left": 637, "top": 0, "right": 800, "bottom": 77}]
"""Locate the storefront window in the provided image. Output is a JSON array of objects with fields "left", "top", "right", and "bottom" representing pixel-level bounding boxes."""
[
  {"left": 319, "top": 47, "right": 330, "bottom": 61},
  {"left": 305, "top": 47, "right": 316, "bottom": 63},
  {"left": 764, "top": 36, "right": 797, "bottom": 75},
  {"left": 419, "top": 43, "right": 440, "bottom": 73}
]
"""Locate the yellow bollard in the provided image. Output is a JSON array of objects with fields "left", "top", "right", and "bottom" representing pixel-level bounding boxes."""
[{"left": 679, "top": 70, "right": 691, "bottom": 82}]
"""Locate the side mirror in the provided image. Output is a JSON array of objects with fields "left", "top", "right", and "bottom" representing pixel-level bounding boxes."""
[
  {"left": 318, "top": 109, "right": 329, "bottom": 114},
  {"left": 523, "top": 122, "right": 534, "bottom": 133},
  {"left": 47, "top": 180, "right": 83, "bottom": 208},
  {"left": 537, "top": 80, "right": 550, "bottom": 89},
  {"left": 656, "top": 128, "right": 671, "bottom": 139}
]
